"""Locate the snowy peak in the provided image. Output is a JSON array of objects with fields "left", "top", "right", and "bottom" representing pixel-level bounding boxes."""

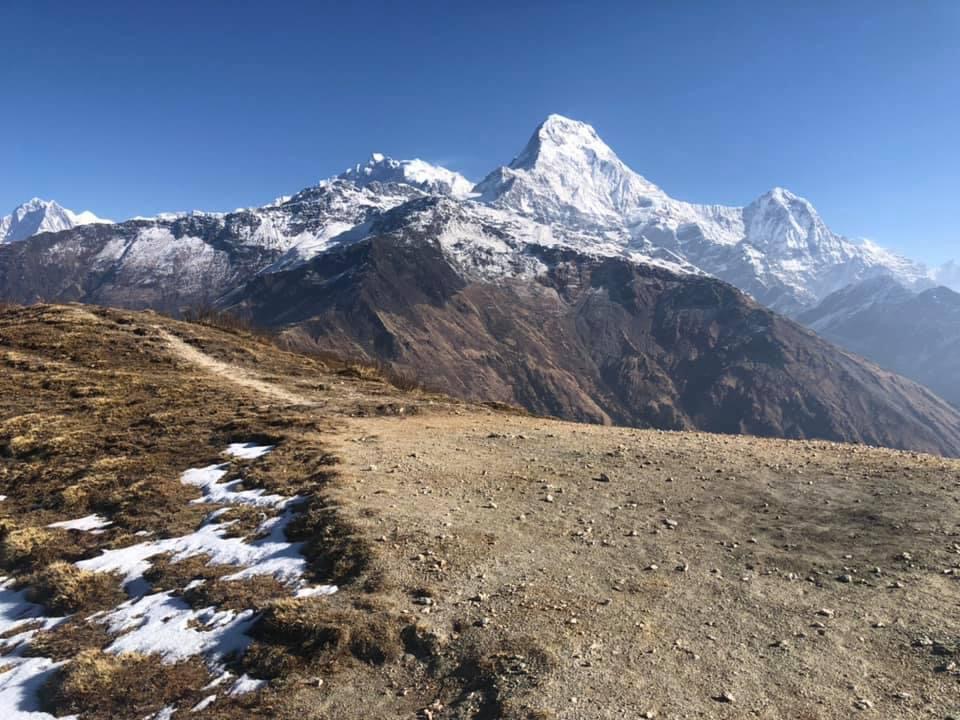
[
  {"left": 475, "top": 114, "right": 664, "bottom": 226},
  {"left": 338, "top": 154, "right": 474, "bottom": 199},
  {"left": 0, "top": 198, "right": 111, "bottom": 244},
  {"left": 509, "top": 114, "right": 611, "bottom": 170},
  {"left": 743, "top": 187, "right": 835, "bottom": 254}
]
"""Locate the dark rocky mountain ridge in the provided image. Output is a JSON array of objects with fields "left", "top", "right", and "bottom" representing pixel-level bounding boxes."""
[{"left": 220, "top": 230, "right": 960, "bottom": 456}]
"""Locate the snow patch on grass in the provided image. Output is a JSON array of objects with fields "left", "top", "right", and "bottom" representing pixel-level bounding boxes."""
[
  {"left": 47, "top": 514, "right": 112, "bottom": 532},
  {"left": 0, "top": 580, "right": 70, "bottom": 720},
  {"left": 225, "top": 443, "right": 274, "bottom": 460},
  {"left": 99, "top": 591, "right": 256, "bottom": 663},
  {"left": 0, "top": 443, "right": 337, "bottom": 719}
]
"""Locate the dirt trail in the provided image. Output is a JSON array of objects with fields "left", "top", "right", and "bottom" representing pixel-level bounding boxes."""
[{"left": 161, "top": 330, "right": 316, "bottom": 406}]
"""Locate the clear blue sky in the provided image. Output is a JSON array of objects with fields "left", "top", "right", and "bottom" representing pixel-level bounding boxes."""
[{"left": 1, "top": 1, "right": 957, "bottom": 263}]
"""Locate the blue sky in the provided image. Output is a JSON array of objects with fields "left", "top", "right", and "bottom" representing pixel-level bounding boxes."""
[{"left": 1, "top": 1, "right": 957, "bottom": 263}]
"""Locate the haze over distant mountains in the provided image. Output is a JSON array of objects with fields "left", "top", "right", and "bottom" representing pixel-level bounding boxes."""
[
  {"left": 800, "top": 277, "right": 960, "bottom": 408},
  {"left": 2, "top": 114, "right": 959, "bottom": 453}
]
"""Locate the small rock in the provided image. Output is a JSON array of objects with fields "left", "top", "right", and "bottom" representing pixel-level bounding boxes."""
[{"left": 714, "top": 691, "right": 735, "bottom": 703}]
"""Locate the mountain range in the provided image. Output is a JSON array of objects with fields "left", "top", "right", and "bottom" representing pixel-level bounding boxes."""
[
  {"left": 799, "top": 277, "right": 960, "bottom": 407},
  {"left": 1, "top": 114, "right": 958, "bottom": 454}
]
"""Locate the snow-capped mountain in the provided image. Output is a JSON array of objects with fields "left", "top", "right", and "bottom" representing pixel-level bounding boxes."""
[
  {"left": 476, "top": 115, "right": 932, "bottom": 313},
  {"left": 0, "top": 198, "right": 110, "bottom": 244},
  {"left": 0, "top": 114, "right": 949, "bottom": 317},
  {"left": 340, "top": 153, "right": 475, "bottom": 199},
  {"left": 475, "top": 114, "right": 670, "bottom": 226}
]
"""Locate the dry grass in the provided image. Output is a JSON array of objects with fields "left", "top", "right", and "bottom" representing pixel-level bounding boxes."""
[
  {"left": 180, "top": 306, "right": 275, "bottom": 343},
  {"left": 45, "top": 649, "right": 210, "bottom": 719},
  {"left": 180, "top": 305, "right": 431, "bottom": 393},
  {"left": 0, "top": 304, "right": 518, "bottom": 719},
  {"left": 26, "top": 618, "right": 114, "bottom": 661},
  {"left": 0, "top": 524, "right": 95, "bottom": 571},
  {"left": 283, "top": 497, "right": 377, "bottom": 588},
  {"left": 24, "top": 562, "right": 126, "bottom": 614},
  {"left": 183, "top": 575, "right": 289, "bottom": 612},
  {"left": 141, "top": 553, "right": 231, "bottom": 592},
  {"left": 243, "top": 595, "right": 403, "bottom": 676}
]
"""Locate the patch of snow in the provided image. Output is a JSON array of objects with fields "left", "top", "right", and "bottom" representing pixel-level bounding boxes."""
[
  {"left": 203, "top": 670, "right": 234, "bottom": 689},
  {"left": 0, "top": 580, "right": 70, "bottom": 720},
  {"left": 0, "top": 657, "right": 71, "bottom": 720},
  {"left": 76, "top": 499, "right": 308, "bottom": 587},
  {"left": 190, "top": 695, "right": 217, "bottom": 712},
  {"left": 47, "top": 514, "right": 113, "bottom": 532},
  {"left": 225, "top": 443, "right": 274, "bottom": 460},
  {"left": 294, "top": 584, "right": 338, "bottom": 598},
  {"left": 183, "top": 463, "right": 287, "bottom": 508},
  {"left": 229, "top": 674, "right": 268, "bottom": 696},
  {"left": 102, "top": 591, "right": 256, "bottom": 663}
]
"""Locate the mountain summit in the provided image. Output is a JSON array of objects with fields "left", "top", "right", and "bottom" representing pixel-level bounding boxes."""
[
  {"left": 475, "top": 114, "right": 665, "bottom": 225},
  {"left": 339, "top": 154, "right": 474, "bottom": 198},
  {"left": 0, "top": 198, "right": 110, "bottom": 244},
  {"left": 475, "top": 115, "right": 933, "bottom": 312}
]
